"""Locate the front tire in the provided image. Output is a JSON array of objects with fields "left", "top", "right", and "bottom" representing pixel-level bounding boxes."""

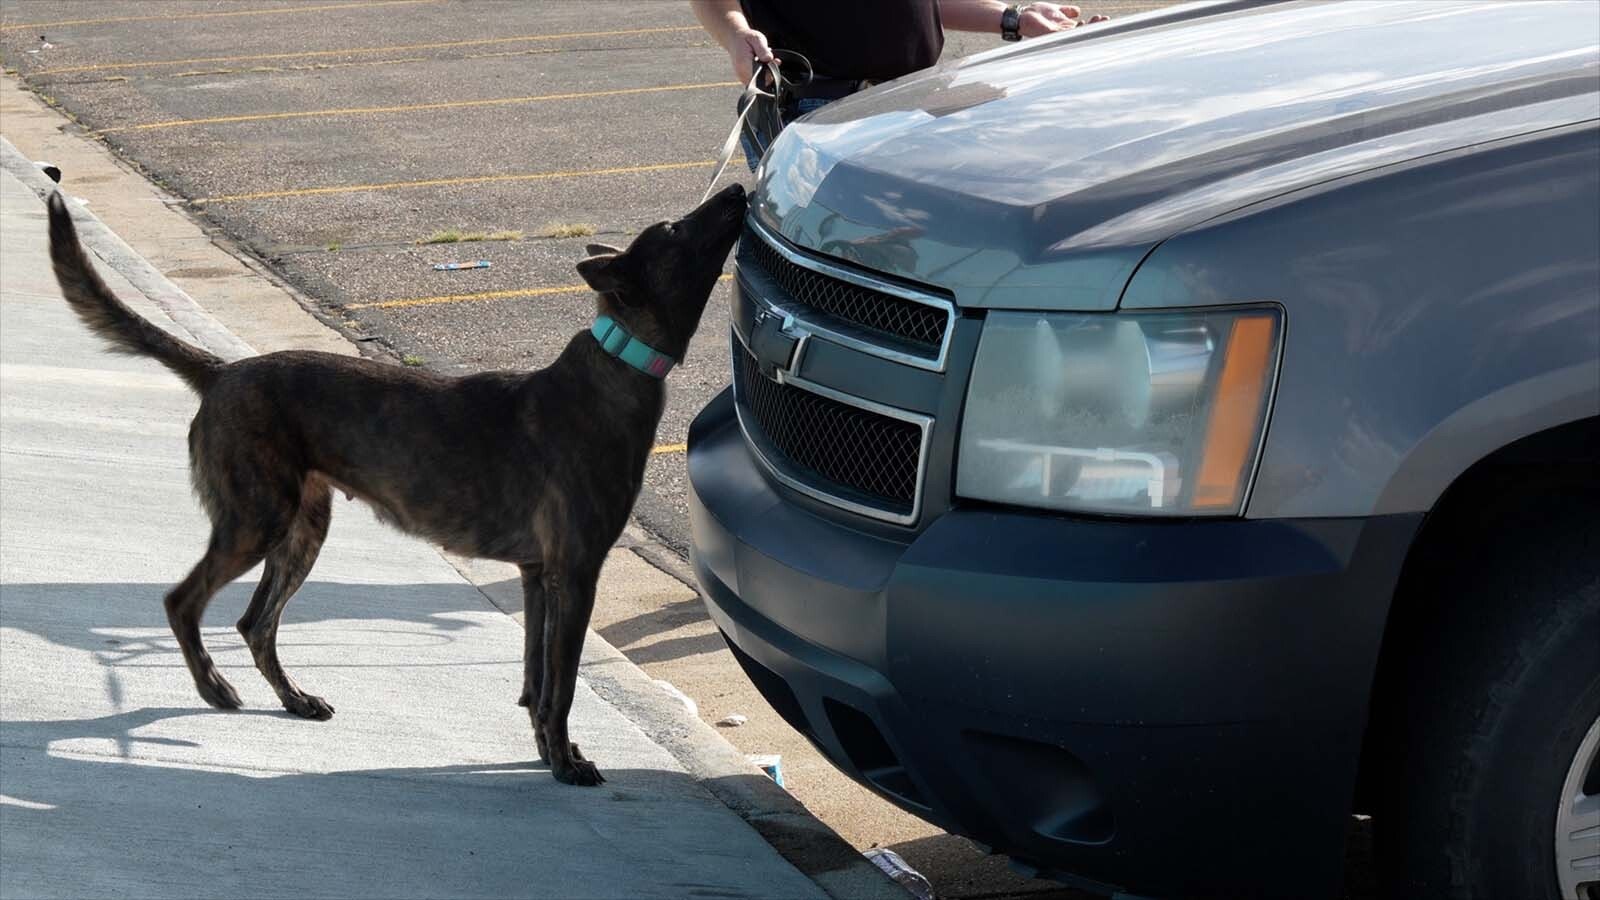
[{"left": 1377, "top": 492, "right": 1600, "bottom": 899}]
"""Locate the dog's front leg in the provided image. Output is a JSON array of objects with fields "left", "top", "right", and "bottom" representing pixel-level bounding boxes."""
[
  {"left": 516, "top": 563, "right": 549, "bottom": 758},
  {"left": 536, "top": 564, "right": 604, "bottom": 786}
]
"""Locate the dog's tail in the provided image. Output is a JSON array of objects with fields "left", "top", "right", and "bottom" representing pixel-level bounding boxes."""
[{"left": 46, "top": 192, "right": 222, "bottom": 393}]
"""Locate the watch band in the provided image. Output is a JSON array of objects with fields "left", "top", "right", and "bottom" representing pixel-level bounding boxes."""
[{"left": 1001, "top": 4, "right": 1023, "bottom": 41}]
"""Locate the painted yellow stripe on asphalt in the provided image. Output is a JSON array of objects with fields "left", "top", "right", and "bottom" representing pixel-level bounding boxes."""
[
  {"left": 0, "top": 0, "right": 435, "bottom": 32},
  {"left": 196, "top": 159, "right": 728, "bottom": 204},
  {"left": 349, "top": 275, "right": 733, "bottom": 311},
  {"left": 29, "top": 25, "right": 703, "bottom": 77},
  {"left": 349, "top": 284, "right": 588, "bottom": 310},
  {"left": 93, "top": 81, "right": 735, "bottom": 135},
  {"left": 650, "top": 443, "right": 688, "bottom": 455},
  {"left": 170, "top": 56, "right": 428, "bottom": 78}
]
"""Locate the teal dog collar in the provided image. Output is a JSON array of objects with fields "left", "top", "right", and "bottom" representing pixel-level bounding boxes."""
[{"left": 591, "top": 315, "right": 675, "bottom": 378}]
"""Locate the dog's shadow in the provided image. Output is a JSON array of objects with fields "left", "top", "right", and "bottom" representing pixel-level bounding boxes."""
[
  {"left": 0, "top": 704, "right": 546, "bottom": 771},
  {"left": 0, "top": 703, "right": 797, "bottom": 899},
  {"left": 0, "top": 706, "right": 286, "bottom": 755},
  {"left": 1, "top": 579, "right": 500, "bottom": 662},
  {"left": 1, "top": 579, "right": 527, "bottom": 745},
  {"left": 0, "top": 581, "right": 815, "bottom": 896}
]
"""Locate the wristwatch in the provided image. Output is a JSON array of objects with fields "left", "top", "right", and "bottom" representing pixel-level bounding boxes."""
[{"left": 1000, "top": 4, "right": 1024, "bottom": 41}]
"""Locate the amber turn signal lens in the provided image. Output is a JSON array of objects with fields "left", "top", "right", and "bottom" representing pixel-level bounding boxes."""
[{"left": 1192, "top": 314, "right": 1279, "bottom": 509}]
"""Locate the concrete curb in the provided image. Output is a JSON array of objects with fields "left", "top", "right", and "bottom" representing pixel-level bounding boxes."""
[
  {"left": 579, "top": 635, "right": 911, "bottom": 900},
  {"left": 1, "top": 137, "right": 256, "bottom": 363},
  {"left": 619, "top": 522, "right": 701, "bottom": 590}
]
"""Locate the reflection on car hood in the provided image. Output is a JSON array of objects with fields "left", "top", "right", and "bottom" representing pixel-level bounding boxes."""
[{"left": 752, "top": 0, "right": 1600, "bottom": 310}]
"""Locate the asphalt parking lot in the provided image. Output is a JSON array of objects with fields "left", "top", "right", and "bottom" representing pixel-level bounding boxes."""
[{"left": 0, "top": 0, "right": 1160, "bottom": 556}]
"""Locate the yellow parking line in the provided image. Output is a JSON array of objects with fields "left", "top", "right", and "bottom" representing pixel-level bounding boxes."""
[
  {"left": 197, "top": 158, "right": 726, "bottom": 204},
  {"left": 349, "top": 284, "right": 588, "bottom": 310},
  {"left": 94, "top": 81, "right": 735, "bottom": 135},
  {"left": 172, "top": 56, "right": 428, "bottom": 78},
  {"left": 651, "top": 443, "right": 688, "bottom": 455},
  {"left": 0, "top": 0, "right": 435, "bottom": 32},
  {"left": 349, "top": 275, "right": 733, "bottom": 311},
  {"left": 29, "top": 25, "right": 703, "bottom": 77}
]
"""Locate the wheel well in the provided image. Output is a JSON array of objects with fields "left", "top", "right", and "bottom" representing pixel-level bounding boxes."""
[{"left": 1353, "top": 417, "right": 1599, "bottom": 812}]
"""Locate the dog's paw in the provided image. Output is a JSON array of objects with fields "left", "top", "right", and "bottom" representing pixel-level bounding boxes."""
[
  {"left": 517, "top": 687, "right": 532, "bottom": 708},
  {"left": 553, "top": 757, "right": 605, "bottom": 787},
  {"left": 196, "top": 670, "right": 242, "bottom": 710},
  {"left": 284, "top": 693, "right": 335, "bottom": 721},
  {"left": 535, "top": 728, "right": 551, "bottom": 763}
]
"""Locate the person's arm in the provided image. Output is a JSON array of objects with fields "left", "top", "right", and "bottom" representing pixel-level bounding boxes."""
[
  {"left": 692, "top": 0, "right": 775, "bottom": 83},
  {"left": 938, "top": 1, "right": 1107, "bottom": 38}
]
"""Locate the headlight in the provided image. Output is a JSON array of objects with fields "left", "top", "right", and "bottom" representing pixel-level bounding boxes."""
[{"left": 956, "top": 308, "right": 1280, "bottom": 516}]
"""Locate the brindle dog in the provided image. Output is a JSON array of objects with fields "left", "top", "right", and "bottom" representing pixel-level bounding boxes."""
[{"left": 45, "top": 184, "right": 747, "bottom": 786}]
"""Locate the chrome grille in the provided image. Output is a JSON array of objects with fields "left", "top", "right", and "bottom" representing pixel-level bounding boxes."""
[
  {"left": 734, "top": 340, "right": 922, "bottom": 514},
  {"left": 742, "top": 224, "right": 949, "bottom": 357}
]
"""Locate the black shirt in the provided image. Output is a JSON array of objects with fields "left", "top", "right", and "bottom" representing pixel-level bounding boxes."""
[{"left": 739, "top": 0, "right": 944, "bottom": 82}]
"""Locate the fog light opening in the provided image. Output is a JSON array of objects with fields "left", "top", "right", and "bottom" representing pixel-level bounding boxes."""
[{"left": 824, "top": 699, "right": 928, "bottom": 808}]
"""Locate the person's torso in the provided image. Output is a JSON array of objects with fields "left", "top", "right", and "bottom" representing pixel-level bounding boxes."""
[{"left": 739, "top": 0, "right": 944, "bottom": 82}]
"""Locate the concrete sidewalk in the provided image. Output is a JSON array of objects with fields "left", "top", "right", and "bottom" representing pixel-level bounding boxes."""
[{"left": 0, "top": 165, "right": 830, "bottom": 898}]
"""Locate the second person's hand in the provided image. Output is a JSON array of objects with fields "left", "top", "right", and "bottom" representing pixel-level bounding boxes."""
[{"left": 1020, "top": 3, "right": 1110, "bottom": 37}]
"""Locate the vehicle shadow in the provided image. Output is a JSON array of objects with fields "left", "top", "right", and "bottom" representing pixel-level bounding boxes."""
[
  {"left": 594, "top": 596, "right": 727, "bottom": 665},
  {"left": 880, "top": 832, "right": 1101, "bottom": 900},
  {"left": 882, "top": 819, "right": 1379, "bottom": 900}
]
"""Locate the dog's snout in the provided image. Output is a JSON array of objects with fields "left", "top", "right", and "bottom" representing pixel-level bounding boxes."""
[{"left": 719, "top": 184, "right": 748, "bottom": 220}]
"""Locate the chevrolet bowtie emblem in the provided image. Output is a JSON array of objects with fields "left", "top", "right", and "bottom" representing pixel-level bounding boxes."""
[{"left": 750, "top": 309, "right": 800, "bottom": 380}]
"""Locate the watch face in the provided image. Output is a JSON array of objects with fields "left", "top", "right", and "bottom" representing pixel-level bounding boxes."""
[{"left": 1002, "top": 7, "right": 1021, "bottom": 40}]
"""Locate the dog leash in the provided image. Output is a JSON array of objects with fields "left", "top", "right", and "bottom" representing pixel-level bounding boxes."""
[
  {"left": 701, "top": 51, "right": 812, "bottom": 203},
  {"left": 701, "top": 60, "right": 779, "bottom": 204}
]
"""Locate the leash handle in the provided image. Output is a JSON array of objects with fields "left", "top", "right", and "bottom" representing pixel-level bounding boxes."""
[{"left": 702, "top": 59, "right": 781, "bottom": 204}]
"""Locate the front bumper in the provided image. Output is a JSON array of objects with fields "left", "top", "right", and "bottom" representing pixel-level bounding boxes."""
[{"left": 688, "top": 388, "right": 1420, "bottom": 899}]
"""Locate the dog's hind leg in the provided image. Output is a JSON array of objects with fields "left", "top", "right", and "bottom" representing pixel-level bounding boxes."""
[
  {"left": 237, "top": 477, "right": 334, "bottom": 720},
  {"left": 166, "top": 527, "right": 270, "bottom": 710},
  {"left": 536, "top": 563, "right": 604, "bottom": 786}
]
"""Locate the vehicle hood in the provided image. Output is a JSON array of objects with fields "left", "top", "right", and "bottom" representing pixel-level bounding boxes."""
[{"left": 752, "top": 0, "right": 1600, "bottom": 309}]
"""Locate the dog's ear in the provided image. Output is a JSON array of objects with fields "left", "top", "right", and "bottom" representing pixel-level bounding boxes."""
[
  {"left": 585, "top": 242, "right": 623, "bottom": 256},
  {"left": 576, "top": 251, "right": 638, "bottom": 301}
]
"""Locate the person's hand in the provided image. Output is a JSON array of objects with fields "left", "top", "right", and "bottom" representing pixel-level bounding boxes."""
[
  {"left": 1019, "top": 3, "right": 1110, "bottom": 38},
  {"left": 727, "top": 27, "right": 775, "bottom": 84}
]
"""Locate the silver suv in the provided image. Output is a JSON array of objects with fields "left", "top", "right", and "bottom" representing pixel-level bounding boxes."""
[{"left": 688, "top": 2, "right": 1600, "bottom": 897}]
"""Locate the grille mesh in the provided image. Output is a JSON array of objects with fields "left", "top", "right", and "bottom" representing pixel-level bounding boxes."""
[
  {"left": 736, "top": 342, "right": 921, "bottom": 512},
  {"left": 743, "top": 227, "right": 947, "bottom": 354}
]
